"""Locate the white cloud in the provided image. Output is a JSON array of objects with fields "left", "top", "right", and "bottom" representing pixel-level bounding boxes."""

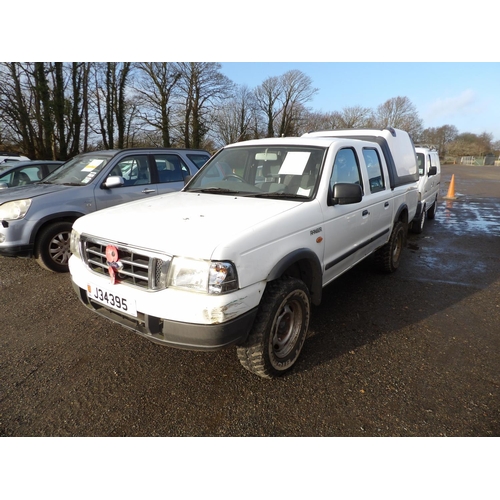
[{"left": 424, "top": 89, "right": 480, "bottom": 121}]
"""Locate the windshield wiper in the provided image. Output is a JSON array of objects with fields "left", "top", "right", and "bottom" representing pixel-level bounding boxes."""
[
  {"left": 189, "top": 187, "right": 242, "bottom": 194},
  {"left": 249, "top": 192, "right": 308, "bottom": 199}
]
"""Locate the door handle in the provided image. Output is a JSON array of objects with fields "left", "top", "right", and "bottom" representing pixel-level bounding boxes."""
[
  {"left": 142, "top": 189, "right": 156, "bottom": 194},
  {"left": 384, "top": 202, "right": 389, "bottom": 207},
  {"left": 362, "top": 210, "right": 370, "bottom": 216}
]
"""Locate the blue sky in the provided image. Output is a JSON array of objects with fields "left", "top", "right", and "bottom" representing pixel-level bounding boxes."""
[{"left": 220, "top": 62, "right": 500, "bottom": 142}]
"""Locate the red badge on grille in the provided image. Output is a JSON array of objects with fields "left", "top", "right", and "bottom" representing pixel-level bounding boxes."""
[{"left": 106, "top": 245, "right": 120, "bottom": 284}]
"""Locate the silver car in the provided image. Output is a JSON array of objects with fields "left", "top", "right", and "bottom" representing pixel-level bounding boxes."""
[{"left": 0, "top": 148, "right": 210, "bottom": 272}]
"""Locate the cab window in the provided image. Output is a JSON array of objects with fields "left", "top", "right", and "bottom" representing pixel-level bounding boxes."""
[
  {"left": 330, "top": 148, "right": 361, "bottom": 189},
  {"left": 111, "top": 156, "right": 152, "bottom": 186},
  {"left": 362, "top": 148, "right": 385, "bottom": 193},
  {"left": 154, "top": 154, "right": 190, "bottom": 183}
]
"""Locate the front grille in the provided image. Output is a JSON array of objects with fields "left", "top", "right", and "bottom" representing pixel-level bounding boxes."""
[{"left": 81, "top": 235, "right": 171, "bottom": 290}]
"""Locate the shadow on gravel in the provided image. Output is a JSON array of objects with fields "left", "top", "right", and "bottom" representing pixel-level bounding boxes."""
[{"left": 296, "top": 195, "right": 500, "bottom": 375}]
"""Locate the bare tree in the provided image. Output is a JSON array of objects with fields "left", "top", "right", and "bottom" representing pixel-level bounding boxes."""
[
  {"left": 134, "top": 62, "right": 181, "bottom": 147},
  {"left": 175, "top": 62, "right": 232, "bottom": 149},
  {"left": 419, "top": 124, "right": 458, "bottom": 156},
  {"left": 210, "top": 85, "right": 260, "bottom": 147},
  {"left": 276, "top": 70, "right": 318, "bottom": 137},
  {"left": 255, "top": 70, "right": 318, "bottom": 137},
  {"left": 375, "top": 96, "right": 423, "bottom": 137},
  {"left": 92, "top": 62, "right": 133, "bottom": 149},
  {"left": 337, "top": 105, "right": 375, "bottom": 129},
  {"left": 0, "top": 62, "right": 90, "bottom": 159},
  {"left": 0, "top": 63, "right": 38, "bottom": 157},
  {"left": 447, "top": 132, "right": 493, "bottom": 157},
  {"left": 254, "top": 75, "right": 282, "bottom": 138}
]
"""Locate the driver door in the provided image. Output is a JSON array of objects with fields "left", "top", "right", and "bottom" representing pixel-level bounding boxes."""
[{"left": 94, "top": 154, "right": 158, "bottom": 210}]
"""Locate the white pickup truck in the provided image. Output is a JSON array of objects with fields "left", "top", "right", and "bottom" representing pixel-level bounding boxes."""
[{"left": 69, "top": 128, "right": 418, "bottom": 379}]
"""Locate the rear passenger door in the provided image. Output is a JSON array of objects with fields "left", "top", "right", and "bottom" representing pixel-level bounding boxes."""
[
  {"left": 360, "top": 146, "right": 393, "bottom": 245},
  {"left": 94, "top": 154, "right": 158, "bottom": 210},
  {"left": 153, "top": 153, "right": 193, "bottom": 194}
]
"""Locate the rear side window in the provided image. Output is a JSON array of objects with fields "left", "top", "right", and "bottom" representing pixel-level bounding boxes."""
[
  {"left": 187, "top": 153, "right": 210, "bottom": 169},
  {"left": 154, "top": 154, "right": 190, "bottom": 183},
  {"left": 363, "top": 148, "right": 385, "bottom": 193}
]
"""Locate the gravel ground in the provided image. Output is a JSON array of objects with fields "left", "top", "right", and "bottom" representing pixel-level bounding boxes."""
[{"left": 1, "top": 165, "right": 498, "bottom": 438}]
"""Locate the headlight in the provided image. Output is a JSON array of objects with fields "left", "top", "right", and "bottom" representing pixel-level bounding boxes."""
[
  {"left": 0, "top": 199, "right": 32, "bottom": 220},
  {"left": 70, "top": 229, "right": 81, "bottom": 258},
  {"left": 168, "top": 257, "right": 238, "bottom": 294}
]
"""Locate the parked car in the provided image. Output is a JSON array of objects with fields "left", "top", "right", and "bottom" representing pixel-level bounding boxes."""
[
  {"left": 0, "top": 152, "right": 30, "bottom": 164},
  {"left": 0, "top": 148, "right": 211, "bottom": 272},
  {"left": 410, "top": 146, "right": 441, "bottom": 233},
  {"left": 0, "top": 160, "right": 64, "bottom": 189}
]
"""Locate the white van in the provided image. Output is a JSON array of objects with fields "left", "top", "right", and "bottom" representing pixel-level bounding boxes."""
[{"left": 411, "top": 146, "right": 441, "bottom": 233}]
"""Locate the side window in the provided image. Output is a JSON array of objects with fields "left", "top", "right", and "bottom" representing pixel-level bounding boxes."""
[
  {"left": 111, "top": 156, "right": 151, "bottom": 186},
  {"left": 20, "top": 166, "right": 42, "bottom": 182},
  {"left": 154, "top": 154, "right": 190, "bottom": 183},
  {"left": 330, "top": 148, "right": 361, "bottom": 190},
  {"left": 362, "top": 148, "right": 385, "bottom": 193},
  {"left": 187, "top": 153, "right": 210, "bottom": 169},
  {"left": 416, "top": 153, "right": 425, "bottom": 175}
]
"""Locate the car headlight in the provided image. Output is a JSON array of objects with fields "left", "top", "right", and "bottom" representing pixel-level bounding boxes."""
[
  {"left": 0, "top": 199, "right": 32, "bottom": 220},
  {"left": 70, "top": 229, "right": 81, "bottom": 258},
  {"left": 168, "top": 257, "right": 238, "bottom": 294}
]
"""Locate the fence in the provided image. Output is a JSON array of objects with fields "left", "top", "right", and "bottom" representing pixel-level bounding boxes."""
[{"left": 460, "top": 155, "right": 499, "bottom": 166}]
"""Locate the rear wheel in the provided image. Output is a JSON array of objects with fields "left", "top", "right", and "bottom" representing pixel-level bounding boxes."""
[
  {"left": 236, "top": 277, "right": 310, "bottom": 379},
  {"left": 375, "top": 221, "right": 405, "bottom": 273},
  {"left": 34, "top": 222, "right": 73, "bottom": 272}
]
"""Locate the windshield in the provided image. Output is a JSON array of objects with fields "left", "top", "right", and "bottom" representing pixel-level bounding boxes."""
[
  {"left": 41, "top": 154, "right": 111, "bottom": 186},
  {"left": 186, "top": 145, "right": 326, "bottom": 199}
]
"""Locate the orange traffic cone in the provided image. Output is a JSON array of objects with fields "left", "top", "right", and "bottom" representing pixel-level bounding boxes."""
[{"left": 444, "top": 174, "right": 456, "bottom": 200}]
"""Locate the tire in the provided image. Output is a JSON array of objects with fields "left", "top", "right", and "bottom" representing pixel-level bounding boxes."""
[
  {"left": 427, "top": 197, "right": 438, "bottom": 219},
  {"left": 34, "top": 222, "right": 73, "bottom": 272},
  {"left": 236, "top": 277, "right": 310, "bottom": 379},
  {"left": 411, "top": 205, "right": 426, "bottom": 234},
  {"left": 375, "top": 220, "right": 405, "bottom": 273}
]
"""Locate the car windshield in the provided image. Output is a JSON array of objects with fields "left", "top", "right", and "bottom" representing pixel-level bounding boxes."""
[
  {"left": 41, "top": 154, "right": 111, "bottom": 186},
  {"left": 186, "top": 145, "right": 326, "bottom": 200}
]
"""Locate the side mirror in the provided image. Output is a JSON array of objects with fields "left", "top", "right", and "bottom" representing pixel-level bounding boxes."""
[
  {"left": 103, "top": 175, "right": 124, "bottom": 189},
  {"left": 331, "top": 183, "right": 363, "bottom": 205},
  {"left": 428, "top": 166, "right": 437, "bottom": 176},
  {"left": 0, "top": 182, "right": 9, "bottom": 189}
]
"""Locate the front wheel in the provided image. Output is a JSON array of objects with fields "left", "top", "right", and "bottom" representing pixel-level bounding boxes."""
[
  {"left": 236, "top": 277, "right": 310, "bottom": 379},
  {"left": 34, "top": 221, "right": 73, "bottom": 272},
  {"left": 375, "top": 221, "right": 405, "bottom": 273}
]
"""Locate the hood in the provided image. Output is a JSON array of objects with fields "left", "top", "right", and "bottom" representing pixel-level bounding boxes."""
[
  {"left": 74, "top": 191, "right": 303, "bottom": 259},
  {"left": 0, "top": 182, "right": 75, "bottom": 202}
]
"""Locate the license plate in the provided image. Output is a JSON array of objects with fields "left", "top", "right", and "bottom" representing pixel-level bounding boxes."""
[{"left": 87, "top": 283, "right": 137, "bottom": 317}]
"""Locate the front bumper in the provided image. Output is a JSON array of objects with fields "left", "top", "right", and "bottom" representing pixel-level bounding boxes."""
[
  {"left": 0, "top": 218, "right": 37, "bottom": 257},
  {"left": 72, "top": 281, "right": 258, "bottom": 350}
]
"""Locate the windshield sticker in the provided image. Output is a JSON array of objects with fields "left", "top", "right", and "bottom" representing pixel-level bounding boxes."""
[
  {"left": 82, "top": 172, "right": 96, "bottom": 184},
  {"left": 297, "top": 187, "right": 311, "bottom": 196},
  {"left": 278, "top": 152, "right": 311, "bottom": 175},
  {"left": 82, "top": 159, "right": 104, "bottom": 171}
]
